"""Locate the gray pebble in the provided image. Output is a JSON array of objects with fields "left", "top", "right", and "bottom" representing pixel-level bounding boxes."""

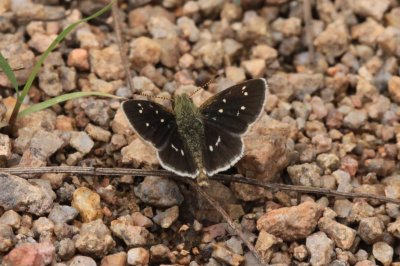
[
  {"left": 135, "top": 176, "right": 183, "bottom": 208},
  {"left": 48, "top": 205, "right": 78, "bottom": 224},
  {"left": 0, "top": 173, "right": 54, "bottom": 215}
]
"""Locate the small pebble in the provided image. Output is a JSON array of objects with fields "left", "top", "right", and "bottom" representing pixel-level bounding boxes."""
[
  {"left": 3, "top": 242, "right": 55, "bottom": 266},
  {"left": 85, "top": 123, "right": 111, "bottom": 143},
  {"left": 318, "top": 217, "right": 356, "bottom": 249},
  {"left": 358, "top": 217, "right": 384, "bottom": 244},
  {"left": 212, "top": 243, "right": 244, "bottom": 266},
  {"left": 69, "top": 255, "right": 97, "bottom": 266},
  {"left": 134, "top": 176, "right": 183, "bottom": 208},
  {"left": 127, "top": 248, "right": 149, "bottom": 266},
  {"left": 153, "top": 206, "right": 179, "bottom": 228},
  {"left": 70, "top": 131, "right": 94, "bottom": 154},
  {"left": 72, "top": 187, "right": 103, "bottom": 223},
  {"left": 75, "top": 219, "right": 115, "bottom": 258},
  {"left": 111, "top": 215, "right": 154, "bottom": 247},
  {"left": 257, "top": 201, "right": 323, "bottom": 241},
  {"left": 0, "top": 210, "right": 21, "bottom": 229},
  {"left": 48, "top": 205, "right": 78, "bottom": 224},
  {"left": 372, "top": 242, "right": 393, "bottom": 266},
  {"left": 306, "top": 232, "right": 334, "bottom": 266}
]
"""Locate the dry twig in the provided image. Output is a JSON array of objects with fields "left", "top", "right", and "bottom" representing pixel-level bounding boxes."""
[
  {"left": 111, "top": 2, "right": 134, "bottom": 92},
  {"left": 302, "top": 0, "right": 315, "bottom": 65},
  {"left": 1, "top": 166, "right": 399, "bottom": 205}
]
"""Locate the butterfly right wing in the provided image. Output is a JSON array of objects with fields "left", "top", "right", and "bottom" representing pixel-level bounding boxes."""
[
  {"left": 122, "top": 100, "right": 198, "bottom": 178},
  {"left": 199, "top": 79, "right": 267, "bottom": 175}
]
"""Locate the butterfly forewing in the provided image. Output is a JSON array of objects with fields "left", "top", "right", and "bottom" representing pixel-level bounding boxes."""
[
  {"left": 122, "top": 100, "right": 198, "bottom": 178},
  {"left": 200, "top": 78, "right": 267, "bottom": 135},
  {"left": 122, "top": 100, "right": 176, "bottom": 149}
]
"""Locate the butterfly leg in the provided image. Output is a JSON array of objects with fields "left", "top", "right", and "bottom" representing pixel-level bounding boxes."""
[{"left": 197, "top": 171, "right": 209, "bottom": 187}]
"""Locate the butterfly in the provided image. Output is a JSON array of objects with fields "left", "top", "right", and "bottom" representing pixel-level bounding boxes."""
[{"left": 122, "top": 78, "right": 267, "bottom": 186}]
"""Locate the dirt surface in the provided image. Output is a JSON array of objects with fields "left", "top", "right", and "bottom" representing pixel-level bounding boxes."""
[{"left": 1, "top": 0, "right": 400, "bottom": 265}]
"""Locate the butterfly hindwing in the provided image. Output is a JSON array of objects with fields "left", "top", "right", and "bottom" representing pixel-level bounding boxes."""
[
  {"left": 158, "top": 128, "right": 199, "bottom": 178},
  {"left": 122, "top": 100, "right": 198, "bottom": 178},
  {"left": 202, "top": 120, "right": 243, "bottom": 176},
  {"left": 122, "top": 100, "right": 176, "bottom": 149},
  {"left": 200, "top": 78, "right": 267, "bottom": 135}
]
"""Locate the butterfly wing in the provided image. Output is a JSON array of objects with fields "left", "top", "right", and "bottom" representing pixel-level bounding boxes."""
[
  {"left": 200, "top": 78, "right": 267, "bottom": 175},
  {"left": 202, "top": 121, "right": 244, "bottom": 176},
  {"left": 157, "top": 128, "right": 199, "bottom": 178},
  {"left": 122, "top": 100, "right": 176, "bottom": 149},
  {"left": 122, "top": 100, "right": 198, "bottom": 177},
  {"left": 200, "top": 78, "right": 267, "bottom": 134}
]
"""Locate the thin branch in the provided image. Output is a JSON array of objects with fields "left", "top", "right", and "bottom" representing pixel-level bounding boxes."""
[
  {"left": 302, "top": 0, "right": 315, "bottom": 66},
  {"left": 1, "top": 166, "right": 399, "bottom": 205},
  {"left": 184, "top": 179, "right": 266, "bottom": 265},
  {"left": 111, "top": 2, "right": 134, "bottom": 92}
]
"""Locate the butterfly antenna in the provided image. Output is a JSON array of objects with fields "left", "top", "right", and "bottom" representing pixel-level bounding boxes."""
[
  {"left": 189, "top": 74, "right": 221, "bottom": 98},
  {"left": 135, "top": 92, "right": 173, "bottom": 102}
]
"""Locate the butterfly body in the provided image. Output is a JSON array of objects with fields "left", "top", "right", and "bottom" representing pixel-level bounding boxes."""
[
  {"left": 122, "top": 78, "right": 267, "bottom": 186},
  {"left": 174, "top": 94, "right": 208, "bottom": 183}
]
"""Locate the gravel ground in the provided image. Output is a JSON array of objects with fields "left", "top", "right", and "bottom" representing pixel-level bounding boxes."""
[{"left": 1, "top": 0, "right": 400, "bottom": 265}]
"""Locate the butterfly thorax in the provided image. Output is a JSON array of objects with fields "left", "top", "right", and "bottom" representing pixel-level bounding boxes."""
[{"left": 174, "top": 94, "right": 205, "bottom": 175}]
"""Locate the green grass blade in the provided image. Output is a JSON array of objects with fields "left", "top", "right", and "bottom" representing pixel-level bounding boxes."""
[
  {"left": 17, "top": 0, "right": 115, "bottom": 106},
  {"left": 19, "top": 91, "right": 122, "bottom": 117},
  {"left": 0, "top": 52, "right": 19, "bottom": 94}
]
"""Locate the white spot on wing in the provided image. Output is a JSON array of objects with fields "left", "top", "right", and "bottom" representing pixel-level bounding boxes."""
[
  {"left": 219, "top": 109, "right": 223, "bottom": 113},
  {"left": 138, "top": 103, "right": 142, "bottom": 107},
  {"left": 171, "top": 144, "right": 178, "bottom": 151},
  {"left": 156, "top": 110, "right": 158, "bottom": 114},
  {"left": 209, "top": 145, "right": 214, "bottom": 152},
  {"left": 161, "top": 119, "right": 164, "bottom": 123},
  {"left": 215, "top": 136, "right": 221, "bottom": 146},
  {"left": 212, "top": 117, "right": 217, "bottom": 121},
  {"left": 244, "top": 92, "right": 248, "bottom": 96},
  {"left": 242, "top": 86, "right": 246, "bottom": 90},
  {"left": 146, "top": 123, "right": 149, "bottom": 127},
  {"left": 222, "top": 99, "right": 226, "bottom": 103},
  {"left": 236, "top": 110, "right": 240, "bottom": 116},
  {"left": 139, "top": 109, "right": 143, "bottom": 114},
  {"left": 181, "top": 149, "right": 184, "bottom": 156},
  {"left": 241, "top": 106, "right": 246, "bottom": 110}
]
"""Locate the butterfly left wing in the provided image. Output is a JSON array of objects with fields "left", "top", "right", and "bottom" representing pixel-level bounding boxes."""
[
  {"left": 200, "top": 78, "right": 267, "bottom": 175},
  {"left": 122, "top": 100, "right": 198, "bottom": 177}
]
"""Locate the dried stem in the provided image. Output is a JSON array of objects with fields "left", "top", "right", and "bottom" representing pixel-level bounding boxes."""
[
  {"left": 302, "top": 0, "right": 315, "bottom": 65},
  {"left": 111, "top": 2, "right": 134, "bottom": 92},
  {"left": 1, "top": 166, "right": 399, "bottom": 205},
  {"left": 184, "top": 179, "right": 266, "bottom": 264}
]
